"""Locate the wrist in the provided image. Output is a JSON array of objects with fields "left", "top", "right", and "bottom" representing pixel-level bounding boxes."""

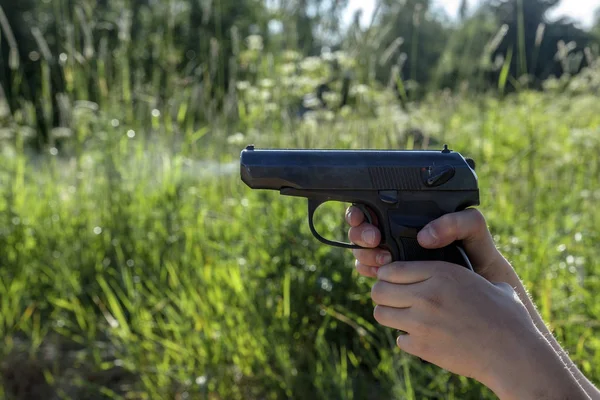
[
  {"left": 478, "top": 254, "right": 518, "bottom": 285},
  {"left": 481, "top": 330, "right": 588, "bottom": 400}
]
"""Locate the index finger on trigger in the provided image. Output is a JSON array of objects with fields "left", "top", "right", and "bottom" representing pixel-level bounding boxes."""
[{"left": 345, "top": 206, "right": 365, "bottom": 227}]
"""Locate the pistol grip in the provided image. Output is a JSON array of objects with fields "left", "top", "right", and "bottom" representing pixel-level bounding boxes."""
[{"left": 387, "top": 223, "right": 473, "bottom": 270}]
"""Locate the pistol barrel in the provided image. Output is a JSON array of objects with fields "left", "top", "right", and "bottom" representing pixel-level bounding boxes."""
[{"left": 240, "top": 146, "right": 477, "bottom": 192}]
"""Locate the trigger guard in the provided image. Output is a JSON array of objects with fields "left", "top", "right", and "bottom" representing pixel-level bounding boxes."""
[{"left": 308, "top": 198, "right": 362, "bottom": 250}]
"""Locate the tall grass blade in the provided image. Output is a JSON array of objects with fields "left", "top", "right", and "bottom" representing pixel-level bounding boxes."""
[{"left": 516, "top": 0, "right": 528, "bottom": 79}]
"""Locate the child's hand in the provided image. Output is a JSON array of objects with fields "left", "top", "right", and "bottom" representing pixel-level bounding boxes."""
[
  {"left": 345, "top": 207, "right": 594, "bottom": 398},
  {"left": 371, "top": 260, "right": 543, "bottom": 390},
  {"left": 345, "top": 207, "right": 511, "bottom": 283}
]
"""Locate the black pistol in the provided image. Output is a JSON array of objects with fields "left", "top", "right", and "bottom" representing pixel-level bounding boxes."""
[{"left": 240, "top": 145, "right": 480, "bottom": 270}]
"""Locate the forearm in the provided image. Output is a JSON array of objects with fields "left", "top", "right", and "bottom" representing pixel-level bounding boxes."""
[
  {"left": 488, "top": 260, "right": 600, "bottom": 399},
  {"left": 483, "top": 331, "right": 591, "bottom": 400}
]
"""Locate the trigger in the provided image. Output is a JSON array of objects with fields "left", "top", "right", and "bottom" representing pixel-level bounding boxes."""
[{"left": 353, "top": 204, "right": 374, "bottom": 225}]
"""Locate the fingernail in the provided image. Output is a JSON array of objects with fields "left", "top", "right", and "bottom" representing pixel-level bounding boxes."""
[
  {"left": 362, "top": 228, "right": 376, "bottom": 245},
  {"left": 419, "top": 225, "right": 438, "bottom": 246},
  {"left": 346, "top": 209, "right": 353, "bottom": 223},
  {"left": 376, "top": 252, "right": 392, "bottom": 265}
]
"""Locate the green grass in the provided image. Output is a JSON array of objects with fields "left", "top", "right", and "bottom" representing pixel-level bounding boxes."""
[
  {"left": 1, "top": 4, "right": 600, "bottom": 399},
  {"left": 1, "top": 85, "right": 600, "bottom": 399}
]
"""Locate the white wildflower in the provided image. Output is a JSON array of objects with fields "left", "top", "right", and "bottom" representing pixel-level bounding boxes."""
[
  {"left": 236, "top": 81, "right": 251, "bottom": 91},
  {"left": 259, "top": 79, "right": 274, "bottom": 89},
  {"left": 300, "top": 56, "right": 323, "bottom": 72},
  {"left": 280, "top": 63, "right": 296, "bottom": 76},
  {"left": 227, "top": 132, "right": 246, "bottom": 145},
  {"left": 246, "top": 35, "right": 263, "bottom": 51}
]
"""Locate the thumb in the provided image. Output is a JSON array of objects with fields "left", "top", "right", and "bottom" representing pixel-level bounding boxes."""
[{"left": 417, "top": 209, "right": 504, "bottom": 274}]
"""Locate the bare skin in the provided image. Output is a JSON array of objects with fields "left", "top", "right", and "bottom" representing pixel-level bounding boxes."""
[{"left": 345, "top": 206, "right": 600, "bottom": 400}]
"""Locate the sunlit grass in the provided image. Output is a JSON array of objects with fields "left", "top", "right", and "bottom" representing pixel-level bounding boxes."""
[{"left": 1, "top": 85, "right": 600, "bottom": 398}]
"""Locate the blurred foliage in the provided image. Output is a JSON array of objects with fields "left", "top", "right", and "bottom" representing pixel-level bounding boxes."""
[
  {"left": 373, "top": 0, "right": 449, "bottom": 96},
  {"left": 1, "top": 0, "right": 599, "bottom": 146},
  {"left": 489, "top": 0, "right": 591, "bottom": 85},
  {"left": 274, "top": 0, "right": 350, "bottom": 54},
  {"left": 434, "top": 0, "right": 594, "bottom": 91},
  {"left": 593, "top": 9, "right": 600, "bottom": 41},
  {"left": 0, "top": 0, "right": 269, "bottom": 148},
  {"left": 0, "top": 53, "right": 599, "bottom": 398}
]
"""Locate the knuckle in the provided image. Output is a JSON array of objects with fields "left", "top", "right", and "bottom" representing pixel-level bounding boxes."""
[
  {"left": 415, "top": 290, "right": 444, "bottom": 312},
  {"left": 443, "top": 213, "right": 461, "bottom": 236},
  {"left": 467, "top": 208, "right": 487, "bottom": 231},
  {"left": 495, "top": 282, "right": 517, "bottom": 297},
  {"left": 430, "top": 213, "right": 458, "bottom": 240},
  {"left": 436, "top": 267, "right": 461, "bottom": 284}
]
